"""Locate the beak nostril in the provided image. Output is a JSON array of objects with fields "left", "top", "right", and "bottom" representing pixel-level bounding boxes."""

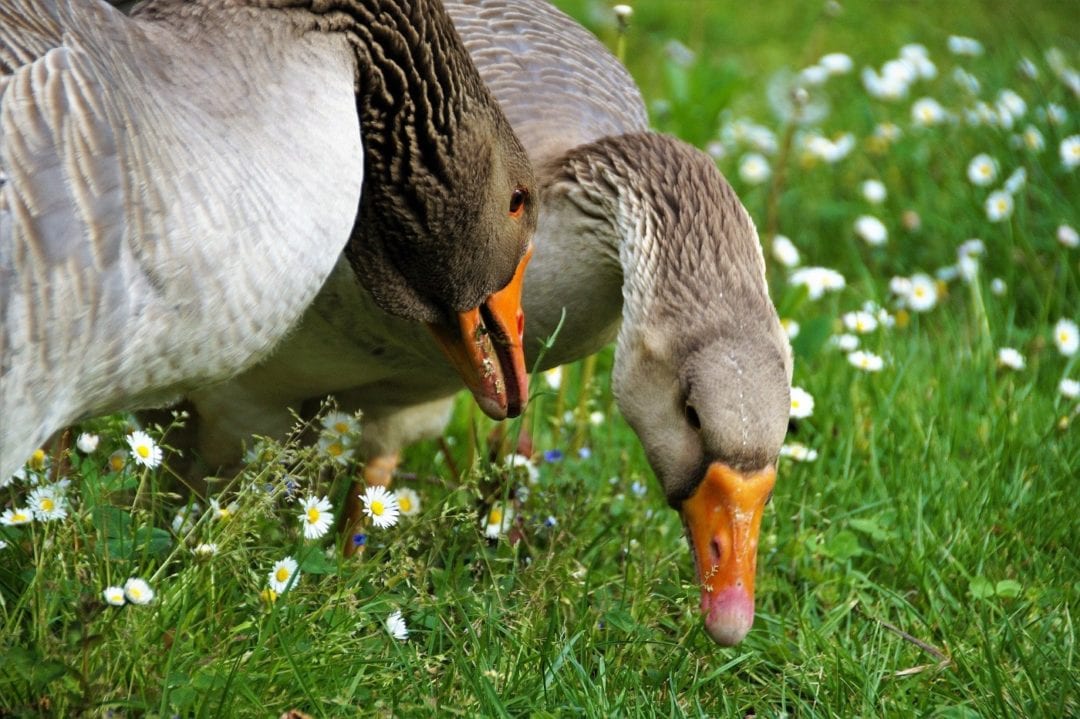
[{"left": 709, "top": 535, "right": 723, "bottom": 566}]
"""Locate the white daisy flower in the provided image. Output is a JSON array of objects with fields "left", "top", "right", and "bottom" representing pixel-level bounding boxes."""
[
  {"left": 874, "top": 122, "right": 902, "bottom": 143},
  {"left": 1041, "top": 102, "right": 1066, "bottom": 126},
  {"left": 127, "top": 431, "right": 162, "bottom": 469},
  {"left": 385, "top": 610, "right": 409, "bottom": 641},
  {"left": 361, "top": 485, "right": 400, "bottom": 529},
  {"left": 394, "top": 488, "right": 421, "bottom": 517},
  {"left": 947, "top": 35, "right": 984, "bottom": 56},
  {"left": 0, "top": 540, "right": 7, "bottom": 550},
  {"left": 819, "top": 52, "right": 853, "bottom": 75},
  {"left": 738, "top": 153, "right": 771, "bottom": 185},
  {"left": 298, "top": 495, "right": 334, "bottom": 539},
  {"left": 848, "top": 350, "right": 885, "bottom": 372},
  {"left": 543, "top": 366, "right": 563, "bottom": 390},
  {"left": 505, "top": 453, "right": 540, "bottom": 484},
  {"left": 830, "top": 333, "right": 860, "bottom": 352},
  {"left": 103, "top": 586, "right": 126, "bottom": 606},
  {"left": 953, "top": 67, "right": 981, "bottom": 94},
  {"left": 997, "top": 347, "right": 1026, "bottom": 370},
  {"left": 771, "top": 235, "right": 800, "bottom": 268},
  {"left": 1053, "top": 319, "right": 1079, "bottom": 357},
  {"left": 799, "top": 64, "right": 828, "bottom": 86},
  {"left": 76, "top": 433, "right": 100, "bottom": 454},
  {"left": 854, "top": 215, "right": 888, "bottom": 246},
  {"left": 907, "top": 274, "right": 939, "bottom": 312},
  {"left": 1017, "top": 57, "right": 1038, "bottom": 80},
  {"left": 321, "top": 411, "right": 359, "bottom": 438},
  {"left": 209, "top": 498, "right": 238, "bottom": 521},
  {"left": 1060, "top": 135, "right": 1080, "bottom": 170},
  {"left": 483, "top": 503, "right": 514, "bottom": 539},
  {"left": 171, "top": 503, "right": 201, "bottom": 534},
  {"left": 790, "top": 266, "right": 846, "bottom": 300},
  {"left": 268, "top": 556, "right": 300, "bottom": 594},
  {"left": 861, "top": 179, "right": 887, "bottom": 204},
  {"left": 779, "top": 442, "right": 819, "bottom": 462},
  {"left": 780, "top": 318, "right": 800, "bottom": 339},
  {"left": 1, "top": 507, "right": 33, "bottom": 526},
  {"left": 789, "top": 386, "right": 815, "bottom": 419},
  {"left": 318, "top": 433, "right": 355, "bottom": 465},
  {"left": 1019, "top": 125, "right": 1045, "bottom": 152},
  {"left": 1059, "top": 378, "right": 1080, "bottom": 400},
  {"left": 911, "top": 97, "right": 947, "bottom": 126},
  {"left": 1058, "top": 225, "right": 1079, "bottom": 248},
  {"left": 985, "top": 191, "right": 1014, "bottom": 223},
  {"left": 990, "top": 278, "right": 1007, "bottom": 296},
  {"left": 192, "top": 543, "right": 218, "bottom": 558},
  {"left": 108, "top": 450, "right": 126, "bottom": 473},
  {"left": 123, "top": 577, "right": 154, "bottom": 605},
  {"left": 1003, "top": 167, "right": 1026, "bottom": 195},
  {"left": 843, "top": 310, "right": 879, "bottom": 334},
  {"left": 27, "top": 485, "right": 67, "bottom": 522},
  {"left": 966, "top": 154, "right": 998, "bottom": 186}
]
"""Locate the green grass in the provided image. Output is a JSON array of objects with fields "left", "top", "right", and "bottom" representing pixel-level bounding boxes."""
[{"left": 2, "top": 1, "right": 1079, "bottom": 716}]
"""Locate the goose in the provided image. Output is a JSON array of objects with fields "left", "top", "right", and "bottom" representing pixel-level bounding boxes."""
[
  {"left": 171, "top": 0, "right": 792, "bottom": 646},
  {"left": 0, "top": 0, "right": 539, "bottom": 482}
]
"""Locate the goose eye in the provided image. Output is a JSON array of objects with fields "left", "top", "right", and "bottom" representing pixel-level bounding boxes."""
[
  {"left": 508, "top": 186, "right": 528, "bottom": 219},
  {"left": 684, "top": 404, "right": 701, "bottom": 430}
]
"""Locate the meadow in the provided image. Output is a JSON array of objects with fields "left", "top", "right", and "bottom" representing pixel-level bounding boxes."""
[{"left": 2, "top": 1, "right": 1078, "bottom": 716}]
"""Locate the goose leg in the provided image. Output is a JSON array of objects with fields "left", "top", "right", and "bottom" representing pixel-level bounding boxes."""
[{"left": 342, "top": 453, "right": 399, "bottom": 557}]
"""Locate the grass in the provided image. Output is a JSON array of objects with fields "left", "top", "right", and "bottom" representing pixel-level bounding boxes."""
[{"left": 2, "top": 1, "right": 1079, "bottom": 716}]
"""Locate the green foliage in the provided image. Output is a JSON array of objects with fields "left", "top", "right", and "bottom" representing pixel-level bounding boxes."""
[{"left": 2, "top": 1, "right": 1079, "bottom": 716}]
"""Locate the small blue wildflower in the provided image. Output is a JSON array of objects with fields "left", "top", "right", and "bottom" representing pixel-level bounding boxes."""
[
  {"left": 578, "top": 447, "right": 592, "bottom": 460},
  {"left": 544, "top": 515, "right": 557, "bottom": 528},
  {"left": 631, "top": 480, "right": 647, "bottom": 497},
  {"left": 352, "top": 533, "right": 367, "bottom": 547},
  {"left": 543, "top": 449, "right": 564, "bottom": 463}
]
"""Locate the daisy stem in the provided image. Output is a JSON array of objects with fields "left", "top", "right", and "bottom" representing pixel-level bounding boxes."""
[{"left": 572, "top": 354, "right": 598, "bottom": 452}]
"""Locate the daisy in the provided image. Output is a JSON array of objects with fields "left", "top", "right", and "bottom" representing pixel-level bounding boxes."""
[
  {"left": 996, "top": 89, "right": 1027, "bottom": 126},
  {"left": 997, "top": 347, "right": 1026, "bottom": 370},
  {"left": 771, "top": 235, "right": 800, "bottom": 267},
  {"left": 985, "top": 191, "right": 1014, "bottom": 223},
  {"left": 990, "top": 278, "right": 1008, "bottom": 296},
  {"left": 171, "top": 503, "right": 201, "bottom": 534},
  {"left": 1058, "top": 225, "right": 1079, "bottom": 248},
  {"left": 854, "top": 215, "right": 887, "bottom": 246},
  {"left": 1017, "top": 57, "right": 1038, "bottom": 79},
  {"left": 799, "top": 65, "right": 828, "bottom": 86},
  {"left": 738, "top": 153, "right": 771, "bottom": 185},
  {"left": 830, "top": 333, "right": 860, "bottom": 352},
  {"left": 543, "top": 366, "right": 563, "bottom": 390},
  {"left": 819, "top": 52, "right": 853, "bottom": 75},
  {"left": 907, "top": 274, "right": 939, "bottom": 312},
  {"left": 103, "top": 586, "right": 126, "bottom": 606},
  {"left": 779, "top": 442, "right": 819, "bottom": 462},
  {"left": 848, "top": 350, "right": 885, "bottom": 372},
  {"left": 127, "top": 431, "right": 162, "bottom": 469},
  {"left": 1019, "top": 125, "right": 1045, "bottom": 152},
  {"left": 789, "top": 387, "right": 815, "bottom": 419},
  {"left": 911, "top": 97, "right": 947, "bottom": 126},
  {"left": 394, "top": 488, "right": 421, "bottom": 517},
  {"left": 483, "top": 503, "right": 514, "bottom": 539},
  {"left": 298, "top": 495, "right": 334, "bottom": 539},
  {"left": 0, "top": 507, "right": 33, "bottom": 526},
  {"left": 589, "top": 410, "right": 605, "bottom": 426},
  {"left": 361, "top": 485, "right": 400, "bottom": 529},
  {"left": 192, "top": 542, "right": 219, "bottom": 558},
  {"left": 1060, "top": 378, "right": 1080, "bottom": 400},
  {"left": 1060, "top": 135, "right": 1080, "bottom": 170},
  {"left": 76, "top": 433, "right": 100, "bottom": 454},
  {"left": 268, "top": 556, "right": 300, "bottom": 594},
  {"left": 318, "top": 433, "right": 355, "bottom": 465},
  {"left": 385, "top": 610, "right": 409, "bottom": 641},
  {"left": 505, "top": 453, "right": 539, "bottom": 484},
  {"left": 790, "top": 266, "right": 846, "bottom": 300},
  {"left": 966, "top": 154, "right": 998, "bottom": 186},
  {"left": 843, "top": 310, "right": 878, "bottom": 334},
  {"left": 209, "top": 498, "right": 238, "bottom": 521},
  {"left": 861, "top": 179, "right": 887, "bottom": 204},
  {"left": 321, "top": 411, "right": 359, "bottom": 438},
  {"left": 123, "top": 577, "right": 154, "bottom": 605},
  {"left": 1052, "top": 319, "right": 1079, "bottom": 356},
  {"left": 1003, "top": 167, "right": 1026, "bottom": 195},
  {"left": 780, "top": 318, "right": 800, "bottom": 339},
  {"left": 947, "top": 35, "right": 984, "bottom": 56},
  {"left": 108, "top": 450, "right": 126, "bottom": 472},
  {"left": 27, "top": 485, "right": 67, "bottom": 522}
]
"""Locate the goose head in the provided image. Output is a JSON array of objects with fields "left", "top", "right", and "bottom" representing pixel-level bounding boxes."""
[
  {"left": 340, "top": 0, "right": 539, "bottom": 420},
  {"left": 552, "top": 133, "right": 792, "bottom": 645}
]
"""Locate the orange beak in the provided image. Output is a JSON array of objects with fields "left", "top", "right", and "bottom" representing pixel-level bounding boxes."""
[
  {"left": 679, "top": 461, "right": 776, "bottom": 646},
  {"left": 428, "top": 245, "right": 532, "bottom": 420}
]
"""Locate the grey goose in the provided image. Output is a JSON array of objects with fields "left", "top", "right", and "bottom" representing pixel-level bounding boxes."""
[
  {"left": 0, "top": 0, "right": 539, "bottom": 482},
  {"left": 160, "top": 0, "right": 793, "bottom": 646}
]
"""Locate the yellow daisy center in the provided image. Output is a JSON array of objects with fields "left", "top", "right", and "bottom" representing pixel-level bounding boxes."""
[
  {"left": 914, "top": 287, "right": 926, "bottom": 298},
  {"left": 307, "top": 508, "right": 321, "bottom": 524},
  {"left": 334, "top": 422, "right": 350, "bottom": 434},
  {"left": 399, "top": 497, "right": 412, "bottom": 513},
  {"left": 327, "top": 443, "right": 344, "bottom": 457},
  {"left": 1060, "top": 331, "right": 1070, "bottom": 342},
  {"left": 791, "top": 399, "right": 801, "bottom": 410},
  {"left": 218, "top": 508, "right": 231, "bottom": 519},
  {"left": 276, "top": 567, "right": 290, "bottom": 583},
  {"left": 110, "top": 455, "right": 125, "bottom": 471},
  {"left": 137, "top": 445, "right": 150, "bottom": 459},
  {"left": 30, "top": 449, "right": 46, "bottom": 469},
  {"left": 129, "top": 588, "right": 142, "bottom": 600},
  {"left": 40, "top": 498, "right": 54, "bottom": 512},
  {"left": 489, "top": 508, "right": 503, "bottom": 525},
  {"left": 14, "top": 512, "right": 28, "bottom": 522},
  {"left": 370, "top": 500, "right": 385, "bottom": 516}
]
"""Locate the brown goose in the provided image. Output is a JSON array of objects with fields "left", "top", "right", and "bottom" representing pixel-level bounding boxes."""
[
  {"left": 0, "top": 0, "right": 537, "bottom": 481},
  {"left": 176, "top": 0, "right": 792, "bottom": 646}
]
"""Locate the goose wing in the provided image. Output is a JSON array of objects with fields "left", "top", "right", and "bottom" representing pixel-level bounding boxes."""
[{"left": 444, "top": 0, "right": 649, "bottom": 165}]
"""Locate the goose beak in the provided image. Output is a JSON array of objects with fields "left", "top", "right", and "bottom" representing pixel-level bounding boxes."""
[
  {"left": 429, "top": 245, "right": 532, "bottom": 420},
  {"left": 680, "top": 461, "right": 775, "bottom": 646}
]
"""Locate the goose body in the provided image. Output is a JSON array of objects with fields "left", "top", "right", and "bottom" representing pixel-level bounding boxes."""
[
  {"left": 166, "top": 0, "right": 792, "bottom": 646},
  {"left": 0, "top": 0, "right": 537, "bottom": 480}
]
